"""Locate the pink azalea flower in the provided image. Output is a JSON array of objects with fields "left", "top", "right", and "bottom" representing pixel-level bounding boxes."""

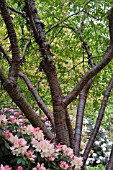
[
  {"left": 0, "top": 164, "right": 12, "bottom": 170},
  {"left": 60, "top": 161, "right": 69, "bottom": 170},
  {"left": 17, "top": 166, "right": 23, "bottom": 170},
  {"left": 4, "top": 130, "right": 12, "bottom": 138},
  {"left": 18, "top": 138, "right": 27, "bottom": 146},
  {"left": 37, "top": 163, "right": 47, "bottom": 170}
]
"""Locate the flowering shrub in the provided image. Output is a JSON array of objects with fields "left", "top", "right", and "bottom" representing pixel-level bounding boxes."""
[
  {"left": 82, "top": 118, "right": 113, "bottom": 166},
  {"left": 0, "top": 108, "right": 83, "bottom": 170},
  {"left": 69, "top": 113, "right": 113, "bottom": 167}
]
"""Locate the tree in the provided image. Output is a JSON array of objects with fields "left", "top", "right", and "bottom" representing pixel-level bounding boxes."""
[{"left": 0, "top": 0, "right": 113, "bottom": 169}]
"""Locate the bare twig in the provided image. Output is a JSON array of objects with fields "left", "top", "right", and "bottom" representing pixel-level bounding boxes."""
[
  {"left": 22, "top": 39, "right": 31, "bottom": 59},
  {"left": 82, "top": 9, "right": 99, "bottom": 20},
  {"left": 46, "top": 9, "right": 83, "bottom": 34},
  {"left": 7, "top": 5, "right": 26, "bottom": 17},
  {"left": 0, "top": 44, "right": 12, "bottom": 64}
]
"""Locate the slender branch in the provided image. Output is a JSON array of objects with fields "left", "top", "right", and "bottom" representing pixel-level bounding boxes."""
[
  {"left": 65, "top": 109, "right": 75, "bottom": 150},
  {"left": 106, "top": 145, "right": 113, "bottom": 170},
  {"left": 74, "top": 15, "right": 96, "bottom": 156},
  {"left": 63, "top": 7, "right": 113, "bottom": 107},
  {"left": 19, "top": 72, "right": 55, "bottom": 128},
  {"left": 22, "top": 39, "right": 31, "bottom": 59},
  {"left": 0, "top": 68, "right": 53, "bottom": 140},
  {"left": 63, "top": 45, "right": 113, "bottom": 107},
  {"left": 82, "top": 75, "right": 113, "bottom": 166},
  {"left": 0, "top": 0, "right": 20, "bottom": 82},
  {"left": 46, "top": 10, "right": 83, "bottom": 34},
  {"left": 46, "top": 6, "right": 99, "bottom": 34},
  {"left": 77, "top": 15, "right": 95, "bottom": 67},
  {"left": 7, "top": 5, "right": 26, "bottom": 17},
  {"left": 0, "top": 44, "right": 12, "bottom": 64},
  {"left": 74, "top": 77, "right": 95, "bottom": 156},
  {"left": 108, "top": 7, "right": 113, "bottom": 45},
  {"left": 0, "top": 44, "right": 54, "bottom": 128},
  {"left": 82, "top": 9, "right": 99, "bottom": 20}
]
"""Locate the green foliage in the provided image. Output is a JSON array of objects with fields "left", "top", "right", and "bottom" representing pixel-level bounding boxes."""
[{"left": 87, "top": 164, "right": 105, "bottom": 170}]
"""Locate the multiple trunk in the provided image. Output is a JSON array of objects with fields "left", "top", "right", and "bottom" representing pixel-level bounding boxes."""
[{"left": 0, "top": 0, "right": 113, "bottom": 169}]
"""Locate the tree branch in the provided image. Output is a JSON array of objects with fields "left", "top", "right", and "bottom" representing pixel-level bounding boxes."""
[
  {"left": 24, "top": 0, "right": 71, "bottom": 146},
  {"left": 0, "top": 44, "right": 54, "bottom": 128},
  {"left": 19, "top": 72, "right": 55, "bottom": 128},
  {"left": 7, "top": 5, "right": 26, "bottom": 17},
  {"left": 46, "top": 9, "right": 83, "bottom": 34},
  {"left": 63, "top": 7, "right": 113, "bottom": 107},
  {"left": 21, "top": 39, "right": 31, "bottom": 60},
  {"left": 0, "top": 44, "right": 12, "bottom": 64},
  {"left": 0, "top": 0, "right": 21, "bottom": 82},
  {"left": 82, "top": 75, "right": 113, "bottom": 166},
  {"left": 63, "top": 46, "right": 113, "bottom": 107},
  {"left": 77, "top": 15, "right": 95, "bottom": 67},
  {"left": 74, "top": 14, "right": 96, "bottom": 156},
  {"left": 0, "top": 68, "right": 53, "bottom": 140},
  {"left": 108, "top": 7, "right": 113, "bottom": 45},
  {"left": 74, "top": 77, "right": 95, "bottom": 156},
  {"left": 106, "top": 145, "right": 113, "bottom": 170}
]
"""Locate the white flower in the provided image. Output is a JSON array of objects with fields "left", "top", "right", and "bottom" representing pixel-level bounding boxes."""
[
  {"left": 105, "top": 152, "right": 111, "bottom": 157},
  {"left": 96, "top": 159, "right": 101, "bottom": 163},
  {"left": 99, "top": 156, "right": 104, "bottom": 160},
  {"left": 95, "top": 141, "right": 100, "bottom": 145},
  {"left": 92, "top": 153, "right": 97, "bottom": 158},
  {"left": 101, "top": 143, "right": 106, "bottom": 147}
]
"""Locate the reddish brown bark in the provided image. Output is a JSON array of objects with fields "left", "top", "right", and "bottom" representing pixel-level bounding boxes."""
[
  {"left": 24, "top": 0, "right": 70, "bottom": 146},
  {"left": 106, "top": 145, "right": 113, "bottom": 170},
  {"left": 19, "top": 72, "right": 55, "bottom": 128},
  {"left": 63, "top": 8, "right": 113, "bottom": 107},
  {"left": 0, "top": 69, "right": 53, "bottom": 140},
  {"left": 74, "top": 77, "right": 95, "bottom": 156},
  {"left": 82, "top": 75, "right": 113, "bottom": 167},
  {"left": 0, "top": 0, "right": 20, "bottom": 82},
  {"left": 63, "top": 45, "right": 113, "bottom": 107}
]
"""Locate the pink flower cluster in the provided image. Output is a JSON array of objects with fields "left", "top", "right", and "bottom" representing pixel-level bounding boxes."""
[
  {"left": 0, "top": 108, "right": 83, "bottom": 170},
  {"left": 31, "top": 138, "right": 55, "bottom": 158},
  {"left": 26, "top": 150, "right": 36, "bottom": 161},
  {"left": 0, "top": 165, "right": 24, "bottom": 170},
  {"left": 9, "top": 135, "right": 29, "bottom": 156},
  {"left": 60, "top": 161, "right": 71, "bottom": 170},
  {"left": 32, "top": 163, "right": 46, "bottom": 170},
  {"left": 0, "top": 164, "right": 12, "bottom": 170}
]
